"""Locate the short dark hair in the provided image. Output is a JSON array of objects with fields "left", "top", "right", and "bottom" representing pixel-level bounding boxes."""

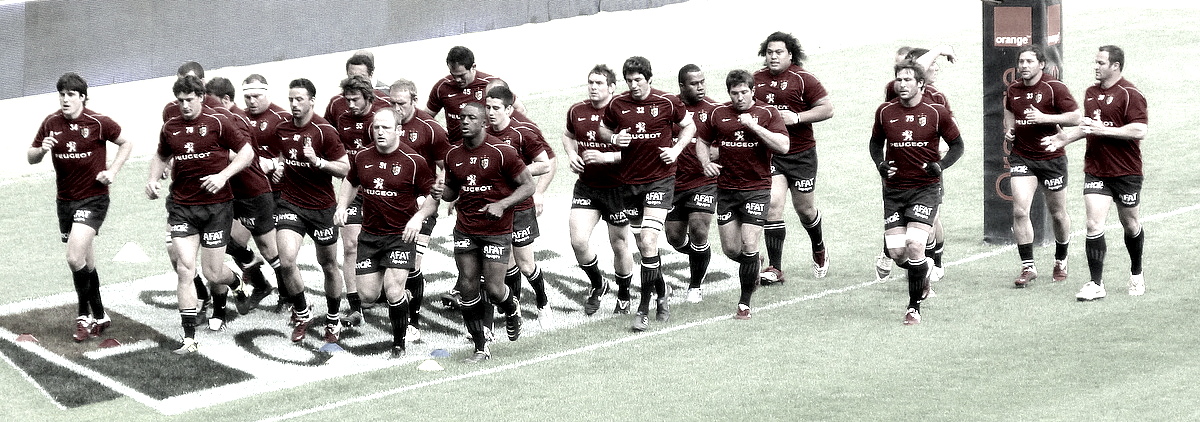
[
  {"left": 242, "top": 74, "right": 269, "bottom": 85},
  {"left": 678, "top": 63, "right": 702, "bottom": 83},
  {"left": 1017, "top": 45, "right": 1047, "bottom": 64},
  {"left": 289, "top": 78, "right": 317, "bottom": 98},
  {"left": 590, "top": 64, "right": 616, "bottom": 86},
  {"left": 725, "top": 69, "right": 754, "bottom": 91},
  {"left": 56, "top": 72, "right": 89, "bottom": 100},
  {"left": 205, "top": 77, "right": 235, "bottom": 101},
  {"left": 622, "top": 56, "right": 653, "bottom": 80},
  {"left": 1099, "top": 45, "right": 1125, "bottom": 70},
  {"left": 486, "top": 85, "right": 515, "bottom": 107},
  {"left": 176, "top": 61, "right": 205, "bottom": 79},
  {"left": 173, "top": 75, "right": 206, "bottom": 96},
  {"left": 446, "top": 46, "right": 475, "bottom": 69},
  {"left": 346, "top": 53, "right": 375, "bottom": 76},
  {"left": 894, "top": 60, "right": 926, "bottom": 84},
  {"left": 340, "top": 75, "right": 375, "bottom": 103},
  {"left": 758, "top": 32, "right": 806, "bottom": 66}
]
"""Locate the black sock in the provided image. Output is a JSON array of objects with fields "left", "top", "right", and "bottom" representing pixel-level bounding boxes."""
[
  {"left": 580, "top": 256, "right": 603, "bottom": 290},
  {"left": 528, "top": 266, "right": 547, "bottom": 308},
  {"left": 1086, "top": 234, "right": 1106, "bottom": 284},
  {"left": 388, "top": 297, "right": 409, "bottom": 347},
  {"left": 738, "top": 252, "right": 760, "bottom": 306},
  {"left": 347, "top": 292, "right": 362, "bottom": 313},
  {"left": 194, "top": 275, "right": 210, "bottom": 302},
  {"left": 638, "top": 256, "right": 661, "bottom": 314},
  {"left": 1017, "top": 243, "right": 1035, "bottom": 269},
  {"left": 180, "top": 308, "right": 198, "bottom": 338},
  {"left": 615, "top": 273, "right": 633, "bottom": 301},
  {"left": 803, "top": 212, "right": 825, "bottom": 253},
  {"left": 211, "top": 289, "right": 228, "bottom": 320},
  {"left": 72, "top": 268, "right": 91, "bottom": 316},
  {"left": 226, "top": 240, "right": 255, "bottom": 266},
  {"left": 689, "top": 243, "right": 711, "bottom": 289},
  {"left": 406, "top": 270, "right": 425, "bottom": 326},
  {"left": 504, "top": 266, "right": 522, "bottom": 300},
  {"left": 906, "top": 258, "right": 929, "bottom": 310},
  {"left": 932, "top": 241, "right": 945, "bottom": 268},
  {"left": 326, "top": 295, "right": 341, "bottom": 320},
  {"left": 1125, "top": 229, "right": 1144, "bottom": 275},
  {"left": 461, "top": 296, "right": 488, "bottom": 351},
  {"left": 87, "top": 268, "right": 105, "bottom": 319},
  {"left": 496, "top": 287, "right": 519, "bottom": 316},
  {"left": 291, "top": 292, "right": 310, "bottom": 314},
  {"left": 1055, "top": 241, "right": 1069, "bottom": 261},
  {"left": 764, "top": 220, "right": 786, "bottom": 269}
]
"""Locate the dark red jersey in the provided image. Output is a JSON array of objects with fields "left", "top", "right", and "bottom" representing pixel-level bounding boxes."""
[
  {"left": 273, "top": 116, "right": 346, "bottom": 209},
  {"left": 1004, "top": 75, "right": 1077, "bottom": 161},
  {"left": 565, "top": 100, "right": 622, "bottom": 189},
  {"left": 400, "top": 109, "right": 452, "bottom": 174},
  {"left": 245, "top": 103, "right": 290, "bottom": 192},
  {"left": 346, "top": 146, "right": 434, "bottom": 236},
  {"left": 158, "top": 112, "right": 248, "bottom": 205},
  {"left": 335, "top": 103, "right": 390, "bottom": 160},
  {"left": 1082, "top": 78, "right": 1148, "bottom": 177},
  {"left": 872, "top": 100, "right": 960, "bottom": 190},
  {"left": 444, "top": 137, "right": 527, "bottom": 236},
  {"left": 219, "top": 105, "right": 272, "bottom": 199},
  {"left": 702, "top": 101, "right": 787, "bottom": 191},
  {"left": 603, "top": 87, "right": 688, "bottom": 185},
  {"left": 676, "top": 95, "right": 721, "bottom": 191},
  {"left": 489, "top": 121, "right": 547, "bottom": 212},
  {"left": 753, "top": 64, "right": 829, "bottom": 154},
  {"left": 426, "top": 70, "right": 498, "bottom": 145},
  {"left": 32, "top": 108, "right": 123, "bottom": 201}
]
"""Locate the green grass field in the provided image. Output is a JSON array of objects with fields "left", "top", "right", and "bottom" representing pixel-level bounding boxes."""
[{"left": 3, "top": 2, "right": 1200, "bottom": 421}]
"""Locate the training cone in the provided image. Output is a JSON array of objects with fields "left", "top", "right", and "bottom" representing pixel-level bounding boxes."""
[
  {"left": 113, "top": 242, "right": 150, "bottom": 263},
  {"left": 99, "top": 338, "right": 122, "bottom": 348},
  {"left": 16, "top": 333, "right": 38, "bottom": 343},
  {"left": 319, "top": 343, "right": 345, "bottom": 353},
  {"left": 430, "top": 348, "right": 450, "bottom": 358},
  {"left": 417, "top": 359, "right": 444, "bottom": 371}
]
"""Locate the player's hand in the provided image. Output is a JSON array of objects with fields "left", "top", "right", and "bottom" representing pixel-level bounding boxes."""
[
  {"left": 402, "top": 217, "right": 422, "bottom": 243},
  {"left": 568, "top": 154, "right": 586, "bottom": 173},
  {"left": 1023, "top": 107, "right": 1048, "bottom": 124},
  {"left": 533, "top": 193, "right": 545, "bottom": 217},
  {"left": 877, "top": 160, "right": 896, "bottom": 179},
  {"left": 781, "top": 110, "right": 801, "bottom": 126},
  {"left": 1041, "top": 134, "right": 1065, "bottom": 152},
  {"left": 200, "top": 174, "right": 229, "bottom": 193},
  {"left": 271, "top": 162, "right": 285, "bottom": 184},
  {"left": 612, "top": 129, "right": 631, "bottom": 148},
  {"left": 145, "top": 180, "right": 161, "bottom": 200},
  {"left": 659, "top": 146, "right": 681, "bottom": 165},
  {"left": 738, "top": 113, "right": 759, "bottom": 128},
  {"left": 581, "top": 149, "right": 612, "bottom": 166},
  {"left": 40, "top": 136, "right": 58, "bottom": 152},
  {"left": 923, "top": 162, "right": 943, "bottom": 177},
  {"left": 96, "top": 170, "right": 115, "bottom": 186},
  {"left": 334, "top": 207, "right": 348, "bottom": 227},
  {"left": 702, "top": 162, "right": 723, "bottom": 178},
  {"left": 302, "top": 140, "right": 317, "bottom": 162},
  {"left": 480, "top": 203, "right": 505, "bottom": 220},
  {"left": 1004, "top": 128, "right": 1015, "bottom": 143}
]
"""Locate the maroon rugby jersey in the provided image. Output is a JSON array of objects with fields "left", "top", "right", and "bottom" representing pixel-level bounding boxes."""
[
  {"left": 871, "top": 100, "right": 960, "bottom": 190},
  {"left": 273, "top": 116, "right": 346, "bottom": 209},
  {"left": 1082, "top": 78, "right": 1147, "bottom": 177},
  {"left": 753, "top": 64, "right": 829, "bottom": 154},
  {"left": 346, "top": 146, "right": 433, "bottom": 236},
  {"left": 400, "top": 109, "right": 452, "bottom": 174},
  {"left": 158, "top": 112, "right": 248, "bottom": 205},
  {"left": 33, "top": 108, "right": 123, "bottom": 201},
  {"left": 335, "top": 102, "right": 391, "bottom": 159},
  {"left": 323, "top": 89, "right": 391, "bottom": 124},
  {"left": 1005, "top": 75, "right": 1077, "bottom": 161},
  {"left": 219, "top": 105, "right": 272, "bottom": 199},
  {"left": 565, "top": 100, "right": 622, "bottom": 189},
  {"left": 703, "top": 101, "right": 788, "bottom": 191},
  {"left": 489, "top": 122, "right": 547, "bottom": 212},
  {"left": 245, "top": 103, "right": 290, "bottom": 192},
  {"left": 676, "top": 95, "right": 720, "bottom": 191},
  {"left": 602, "top": 87, "right": 688, "bottom": 185},
  {"left": 444, "top": 137, "right": 527, "bottom": 236},
  {"left": 426, "top": 70, "right": 498, "bottom": 145}
]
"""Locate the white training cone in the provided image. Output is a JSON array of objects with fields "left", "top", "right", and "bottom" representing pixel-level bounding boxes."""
[
  {"left": 417, "top": 359, "right": 444, "bottom": 371},
  {"left": 113, "top": 242, "right": 150, "bottom": 263}
]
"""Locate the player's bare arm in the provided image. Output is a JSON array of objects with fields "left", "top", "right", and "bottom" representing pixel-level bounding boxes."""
[
  {"left": 480, "top": 168, "right": 535, "bottom": 219},
  {"left": 741, "top": 113, "right": 790, "bottom": 154},
  {"left": 96, "top": 135, "right": 134, "bottom": 186},
  {"left": 200, "top": 142, "right": 255, "bottom": 194},
  {"left": 145, "top": 152, "right": 171, "bottom": 199}
]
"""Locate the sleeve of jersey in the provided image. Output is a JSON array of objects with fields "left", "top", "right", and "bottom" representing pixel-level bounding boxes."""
[
  {"left": 564, "top": 106, "right": 577, "bottom": 135},
  {"left": 426, "top": 84, "right": 443, "bottom": 113},
  {"left": 32, "top": 117, "right": 50, "bottom": 148},
  {"left": 939, "top": 107, "right": 962, "bottom": 141},
  {"left": 320, "top": 127, "right": 348, "bottom": 160},
  {"left": 413, "top": 155, "right": 434, "bottom": 195},
  {"left": 801, "top": 74, "right": 830, "bottom": 108},
  {"left": 157, "top": 129, "right": 172, "bottom": 157},
  {"left": 1053, "top": 82, "right": 1079, "bottom": 112},
  {"left": 504, "top": 147, "right": 528, "bottom": 179},
  {"left": 345, "top": 157, "right": 360, "bottom": 186},
  {"left": 1126, "top": 89, "right": 1149, "bottom": 125},
  {"left": 102, "top": 116, "right": 123, "bottom": 141},
  {"left": 601, "top": 103, "right": 618, "bottom": 130},
  {"left": 216, "top": 117, "right": 248, "bottom": 152},
  {"left": 764, "top": 108, "right": 787, "bottom": 134}
]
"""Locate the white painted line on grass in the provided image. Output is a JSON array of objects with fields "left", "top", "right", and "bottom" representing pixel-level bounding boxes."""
[
  {"left": 0, "top": 338, "right": 66, "bottom": 411},
  {"left": 83, "top": 339, "right": 159, "bottom": 360}
]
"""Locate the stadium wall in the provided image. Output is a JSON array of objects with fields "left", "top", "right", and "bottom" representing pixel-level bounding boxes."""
[{"left": 0, "top": 0, "right": 685, "bottom": 101}]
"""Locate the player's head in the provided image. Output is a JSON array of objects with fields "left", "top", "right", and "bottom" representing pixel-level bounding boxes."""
[
  {"left": 371, "top": 106, "right": 401, "bottom": 153},
  {"left": 176, "top": 61, "right": 205, "bottom": 79},
  {"left": 1096, "top": 45, "right": 1124, "bottom": 83},
  {"left": 485, "top": 77, "right": 509, "bottom": 93},
  {"left": 341, "top": 74, "right": 376, "bottom": 116},
  {"left": 677, "top": 64, "right": 705, "bottom": 105},
  {"left": 459, "top": 102, "right": 488, "bottom": 145},
  {"left": 242, "top": 74, "right": 271, "bottom": 115},
  {"left": 892, "top": 60, "right": 926, "bottom": 102},
  {"left": 622, "top": 56, "right": 653, "bottom": 100},
  {"left": 56, "top": 72, "right": 89, "bottom": 106},
  {"left": 446, "top": 46, "right": 477, "bottom": 88},
  {"left": 1016, "top": 45, "right": 1047, "bottom": 82},
  {"left": 288, "top": 78, "right": 317, "bottom": 120},
  {"left": 346, "top": 52, "right": 375, "bottom": 78},
  {"left": 485, "top": 85, "right": 515, "bottom": 128},
  {"left": 173, "top": 75, "right": 207, "bottom": 120},
  {"left": 758, "top": 31, "right": 805, "bottom": 73},
  {"left": 904, "top": 48, "right": 939, "bottom": 84},
  {"left": 894, "top": 46, "right": 914, "bottom": 64},
  {"left": 726, "top": 69, "right": 755, "bottom": 111},
  {"left": 389, "top": 78, "right": 419, "bottom": 122},
  {"left": 205, "top": 77, "right": 236, "bottom": 104},
  {"left": 587, "top": 64, "right": 617, "bottom": 105}
]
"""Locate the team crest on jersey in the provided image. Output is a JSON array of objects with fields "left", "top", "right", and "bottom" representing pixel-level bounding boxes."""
[
  {"left": 200, "top": 126, "right": 208, "bottom": 137},
  {"left": 699, "top": 111, "right": 708, "bottom": 123},
  {"left": 650, "top": 106, "right": 659, "bottom": 117},
  {"left": 80, "top": 127, "right": 90, "bottom": 138},
  {"left": 481, "top": 157, "right": 490, "bottom": 169},
  {"left": 409, "top": 132, "right": 418, "bottom": 142},
  {"left": 259, "top": 121, "right": 268, "bottom": 131},
  {"left": 474, "top": 90, "right": 483, "bottom": 101},
  {"left": 918, "top": 115, "right": 927, "bottom": 127},
  {"left": 780, "top": 81, "right": 789, "bottom": 91},
  {"left": 392, "top": 164, "right": 402, "bottom": 176},
  {"left": 1036, "top": 93, "right": 1043, "bottom": 103}
]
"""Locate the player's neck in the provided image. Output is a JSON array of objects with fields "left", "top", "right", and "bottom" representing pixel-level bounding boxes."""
[
  {"left": 63, "top": 109, "right": 83, "bottom": 120},
  {"left": 464, "top": 135, "right": 485, "bottom": 149},
  {"left": 1100, "top": 74, "right": 1121, "bottom": 89},
  {"left": 1022, "top": 72, "right": 1043, "bottom": 86},
  {"left": 293, "top": 113, "right": 313, "bottom": 127}
]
